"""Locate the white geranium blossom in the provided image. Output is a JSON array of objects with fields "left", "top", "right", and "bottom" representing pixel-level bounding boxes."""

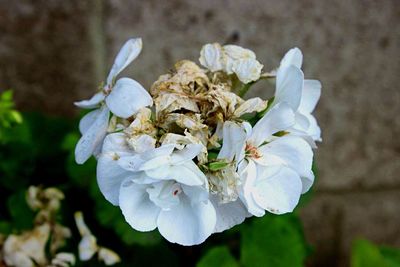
[
  {"left": 119, "top": 175, "right": 216, "bottom": 245},
  {"left": 275, "top": 47, "right": 322, "bottom": 144},
  {"left": 199, "top": 43, "right": 263, "bottom": 84},
  {"left": 74, "top": 38, "right": 153, "bottom": 164},
  {"left": 74, "top": 39, "right": 322, "bottom": 246},
  {"left": 215, "top": 103, "right": 314, "bottom": 218}
]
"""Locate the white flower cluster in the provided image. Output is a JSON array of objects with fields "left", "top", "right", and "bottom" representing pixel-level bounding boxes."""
[{"left": 74, "top": 38, "right": 322, "bottom": 246}]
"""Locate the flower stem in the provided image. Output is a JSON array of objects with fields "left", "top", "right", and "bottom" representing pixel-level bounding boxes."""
[{"left": 237, "top": 82, "right": 253, "bottom": 97}]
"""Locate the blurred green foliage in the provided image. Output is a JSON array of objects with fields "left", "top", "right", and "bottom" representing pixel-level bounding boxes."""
[
  {"left": 351, "top": 239, "right": 400, "bottom": 267},
  {"left": 0, "top": 90, "right": 22, "bottom": 143},
  {"left": 1, "top": 93, "right": 399, "bottom": 266}
]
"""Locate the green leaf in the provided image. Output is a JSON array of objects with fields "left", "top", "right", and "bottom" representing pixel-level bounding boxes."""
[
  {"left": 351, "top": 239, "right": 388, "bottom": 267},
  {"left": 209, "top": 161, "right": 230, "bottom": 171},
  {"left": 207, "top": 151, "right": 219, "bottom": 161},
  {"left": 0, "top": 90, "right": 13, "bottom": 102},
  {"left": 7, "top": 190, "right": 35, "bottom": 230},
  {"left": 241, "top": 214, "right": 308, "bottom": 267},
  {"left": 351, "top": 239, "right": 400, "bottom": 267},
  {"left": 380, "top": 246, "right": 400, "bottom": 267},
  {"left": 0, "top": 221, "right": 12, "bottom": 234},
  {"left": 114, "top": 219, "right": 162, "bottom": 247},
  {"left": 197, "top": 246, "right": 239, "bottom": 267}
]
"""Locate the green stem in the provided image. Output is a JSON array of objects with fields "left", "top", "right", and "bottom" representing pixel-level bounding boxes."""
[{"left": 237, "top": 83, "right": 253, "bottom": 97}]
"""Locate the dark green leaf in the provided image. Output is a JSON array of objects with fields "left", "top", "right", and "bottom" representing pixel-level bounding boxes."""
[
  {"left": 197, "top": 246, "right": 239, "bottom": 267},
  {"left": 241, "top": 214, "right": 308, "bottom": 267}
]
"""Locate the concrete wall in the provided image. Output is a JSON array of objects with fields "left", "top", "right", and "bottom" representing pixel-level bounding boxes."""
[{"left": 1, "top": 0, "right": 399, "bottom": 266}]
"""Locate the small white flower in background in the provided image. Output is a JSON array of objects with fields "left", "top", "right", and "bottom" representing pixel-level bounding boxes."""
[
  {"left": 74, "top": 211, "right": 121, "bottom": 265},
  {"left": 75, "top": 38, "right": 322, "bottom": 246},
  {"left": 74, "top": 38, "right": 153, "bottom": 164},
  {"left": 3, "top": 224, "right": 50, "bottom": 267},
  {"left": 50, "top": 253, "right": 76, "bottom": 267}
]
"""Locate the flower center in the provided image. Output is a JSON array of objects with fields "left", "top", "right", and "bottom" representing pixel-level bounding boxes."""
[
  {"left": 245, "top": 143, "right": 262, "bottom": 159},
  {"left": 103, "top": 85, "right": 112, "bottom": 96},
  {"left": 172, "top": 188, "right": 181, "bottom": 196}
]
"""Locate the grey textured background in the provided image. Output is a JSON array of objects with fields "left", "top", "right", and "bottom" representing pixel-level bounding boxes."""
[{"left": 1, "top": 0, "right": 399, "bottom": 266}]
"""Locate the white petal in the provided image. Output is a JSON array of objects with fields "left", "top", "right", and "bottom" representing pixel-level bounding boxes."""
[
  {"left": 96, "top": 134, "right": 139, "bottom": 205},
  {"left": 118, "top": 144, "right": 175, "bottom": 172},
  {"left": 275, "top": 65, "right": 304, "bottom": 111},
  {"left": 258, "top": 136, "right": 314, "bottom": 192},
  {"left": 75, "top": 106, "right": 109, "bottom": 164},
  {"left": 232, "top": 58, "right": 263, "bottom": 84},
  {"left": 280, "top": 47, "right": 303, "bottom": 68},
  {"left": 74, "top": 92, "right": 105, "bottom": 109},
  {"left": 294, "top": 112, "right": 311, "bottom": 130},
  {"left": 218, "top": 121, "right": 247, "bottom": 163},
  {"left": 128, "top": 134, "right": 156, "bottom": 153},
  {"left": 118, "top": 154, "right": 150, "bottom": 172},
  {"left": 181, "top": 184, "right": 209, "bottom": 204},
  {"left": 304, "top": 113, "right": 322, "bottom": 142},
  {"left": 249, "top": 103, "right": 295, "bottom": 147},
  {"left": 299, "top": 79, "right": 322, "bottom": 113},
  {"left": 239, "top": 160, "right": 265, "bottom": 217},
  {"left": 144, "top": 164, "right": 171, "bottom": 179},
  {"left": 199, "top": 43, "right": 224, "bottom": 72},
  {"left": 166, "top": 162, "right": 206, "bottom": 186},
  {"left": 106, "top": 78, "right": 153, "bottom": 118},
  {"left": 223, "top": 45, "right": 257, "bottom": 75},
  {"left": 301, "top": 169, "right": 315, "bottom": 194},
  {"left": 101, "top": 132, "right": 131, "bottom": 154},
  {"left": 147, "top": 181, "right": 181, "bottom": 210},
  {"left": 223, "top": 45, "right": 256, "bottom": 60},
  {"left": 79, "top": 109, "right": 101, "bottom": 135},
  {"left": 170, "top": 144, "right": 203, "bottom": 165},
  {"left": 293, "top": 112, "right": 322, "bottom": 142},
  {"left": 106, "top": 38, "right": 142, "bottom": 85},
  {"left": 142, "top": 144, "right": 176, "bottom": 161},
  {"left": 97, "top": 155, "right": 132, "bottom": 206},
  {"left": 288, "top": 129, "right": 318, "bottom": 149},
  {"left": 157, "top": 195, "right": 216, "bottom": 245},
  {"left": 74, "top": 211, "right": 92, "bottom": 236},
  {"left": 210, "top": 195, "right": 249, "bottom": 233},
  {"left": 234, "top": 97, "right": 267, "bottom": 117},
  {"left": 78, "top": 235, "right": 98, "bottom": 261},
  {"left": 253, "top": 166, "right": 302, "bottom": 214},
  {"left": 98, "top": 247, "right": 121, "bottom": 266},
  {"left": 119, "top": 179, "right": 160, "bottom": 231}
]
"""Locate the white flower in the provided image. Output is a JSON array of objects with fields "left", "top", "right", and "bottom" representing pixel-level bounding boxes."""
[
  {"left": 74, "top": 38, "right": 153, "bottom": 164},
  {"left": 117, "top": 145, "right": 215, "bottom": 245},
  {"left": 217, "top": 103, "right": 314, "bottom": 217},
  {"left": 74, "top": 212, "right": 121, "bottom": 265},
  {"left": 275, "top": 47, "right": 322, "bottom": 144},
  {"left": 199, "top": 43, "right": 263, "bottom": 84},
  {"left": 97, "top": 135, "right": 217, "bottom": 245},
  {"left": 3, "top": 224, "right": 50, "bottom": 267},
  {"left": 50, "top": 252, "right": 76, "bottom": 267},
  {"left": 119, "top": 176, "right": 216, "bottom": 245}
]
